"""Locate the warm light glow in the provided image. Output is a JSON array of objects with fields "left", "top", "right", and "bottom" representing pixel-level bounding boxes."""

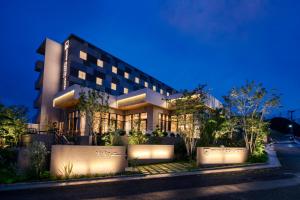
[
  {"left": 53, "top": 90, "right": 75, "bottom": 107},
  {"left": 79, "top": 51, "right": 87, "bottom": 60},
  {"left": 96, "top": 77, "right": 102, "bottom": 85},
  {"left": 112, "top": 66, "right": 118, "bottom": 74},
  {"left": 153, "top": 85, "right": 156, "bottom": 91},
  {"left": 63, "top": 40, "right": 69, "bottom": 90},
  {"left": 78, "top": 70, "right": 86, "bottom": 80},
  {"left": 117, "top": 93, "right": 146, "bottom": 106},
  {"left": 128, "top": 145, "right": 174, "bottom": 163},
  {"left": 197, "top": 147, "right": 247, "bottom": 165},
  {"left": 97, "top": 59, "right": 103, "bottom": 67},
  {"left": 135, "top": 77, "right": 140, "bottom": 84},
  {"left": 124, "top": 87, "right": 128, "bottom": 94},
  {"left": 111, "top": 83, "right": 117, "bottom": 90},
  {"left": 144, "top": 81, "right": 148, "bottom": 88},
  {"left": 50, "top": 145, "right": 127, "bottom": 176},
  {"left": 124, "top": 72, "right": 129, "bottom": 79}
]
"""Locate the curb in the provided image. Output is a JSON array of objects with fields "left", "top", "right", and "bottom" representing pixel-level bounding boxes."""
[{"left": 0, "top": 147, "right": 281, "bottom": 192}]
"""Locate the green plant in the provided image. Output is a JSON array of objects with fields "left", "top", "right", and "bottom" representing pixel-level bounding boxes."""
[
  {"left": 168, "top": 85, "right": 209, "bottom": 157},
  {"left": 101, "top": 131, "right": 124, "bottom": 146},
  {"left": 128, "top": 130, "right": 148, "bottom": 145},
  {"left": 28, "top": 141, "right": 47, "bottom": 178},
  {"left": 152, "top": 126, "right": 164, "bottom": 137},
  {"left": 77, "top": 89, "right": 109, "bottom": 145},
  {"left": 248, "top": 150, "right": 268, "bottom": 163},
  {"left": 59, "top": 162, "right": 73, "bottom": 179},
  {"left": 223, "top": 81, "right": 280, "bottom": 155},
  {"left": 0, "top": 103, "right": 28, "bottom": 148}
]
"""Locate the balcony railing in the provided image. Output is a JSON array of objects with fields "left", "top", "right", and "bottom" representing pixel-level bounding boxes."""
[
  {"left": 33, "top": 92, "right": 42, "bottom": 109},
  {"left": 34, "top": 73, "right": 43, "bottom": 90},
  {"left": 35, "top": 60, "right": 44, "bottom": 72}
]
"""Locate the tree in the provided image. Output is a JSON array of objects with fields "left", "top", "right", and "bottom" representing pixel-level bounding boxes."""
[
  {"left": 200, "top": 108, "right": 226, "bottom": 146},
  {"left": 76, "top": 89, "right": 109, "bottom": 145},
  {"left": 169, "top": 85, "right": 209, "bottom": 157},
  {"left": 0, "top": 103, "right": 28, "bottom": 148},
  {"left": 224, "top": 81, "right": 280, "bottom": 155}
]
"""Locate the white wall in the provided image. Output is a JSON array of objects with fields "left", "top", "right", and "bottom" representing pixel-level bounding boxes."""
[{"left": 39, "top": 39, "right": 63, "bottom": 131}]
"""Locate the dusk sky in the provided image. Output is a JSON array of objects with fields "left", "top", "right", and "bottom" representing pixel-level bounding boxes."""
[{"left": 0, "top": 0, "right": 300, "bottom": 120}]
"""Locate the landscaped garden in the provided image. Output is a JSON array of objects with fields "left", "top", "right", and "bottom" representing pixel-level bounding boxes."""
[{"left": 0, "top": 81, "right": 280, "bottom": 184}]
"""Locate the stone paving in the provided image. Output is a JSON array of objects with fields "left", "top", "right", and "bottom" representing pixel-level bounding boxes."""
[{"left": 136, "top": 162, "right": 197, "bottom": 175}]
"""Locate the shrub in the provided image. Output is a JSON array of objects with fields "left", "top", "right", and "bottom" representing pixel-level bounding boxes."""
[
  {"left": 248, "top": 150, "right": 268, "bottom": 163},
  {"left": 0, "top": 148, "right": 18, "bottom": 168},
  {"left": 152, "top": 126, "right": 164, "bottom": 137},
  {"left": 101, "top": 131, "right": 123, "bottom": 146},
  {"left": 128, "top": 131, "right": 148, "bottom": 145},
  {"left": 59, "top": 162, "right": 73, "bottom": 179},
  {"left": 28, "top": 141, "right": 47, "bottom": 178},
  {"left": 147, "top": 136, "right": 162, "bottom": 144},
  {"left": 247, "top": 140, "right": 268, "bottom": 163},
  {"left": 162, "top": 132, "right": 168, "bottom": 137},
  {"left": 174, "top": 139, "right": 187, "bottom": 160},
  {"left": 116, "top": 129, "right": 126, "bottom": 136}
]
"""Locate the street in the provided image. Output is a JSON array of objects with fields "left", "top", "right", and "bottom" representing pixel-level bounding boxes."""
[{"left": 2, "top": 138, "right": 300, "bottom": 199}]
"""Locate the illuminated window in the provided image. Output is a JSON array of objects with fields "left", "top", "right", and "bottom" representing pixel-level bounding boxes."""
[
  {"left": 124, "top": 87, "right": 128, "bottom": 94},
  {"left": 111, "top": 83, "right": 117, "bottom": 90},
  {"left": 153, "top": 85, "right": 156, "bottom": 91},
  {"left": 124, "top": 72, "right": 129, "bottom": 79},
  {"left": 78, "top": 70, "right": 86, "bottom": 80},
  {"left": 112, "top": 66, "right": 118, "bottom": 74},
  {"left": 167, "top": 92, "right": 170, "bottom": 96},
  {"left": 135, "top": 77, "right": 140, "bottom": 84},
  {"left": 96, "top": 77, "right": 102, "bottom": 85},
  {"left": 160, "top": 89, "right": 164, "bottom": 94},
  {"left": 144, "top": 81, "right": 148, "bottom": 88},
  {"left": 97, "top": 59, "right": 103, "bottom": 67},
  {"left": 79, "top": 51, "right": 87, "bottom": 60}
]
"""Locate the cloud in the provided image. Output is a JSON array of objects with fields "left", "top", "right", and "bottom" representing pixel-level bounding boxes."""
[{"left": 162, "top": 0, "right": 268, "bottom": 39}]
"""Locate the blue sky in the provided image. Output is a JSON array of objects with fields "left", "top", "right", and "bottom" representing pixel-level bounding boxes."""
[{"left": 0, "top": 0, "right": 300, "bottom": 120}]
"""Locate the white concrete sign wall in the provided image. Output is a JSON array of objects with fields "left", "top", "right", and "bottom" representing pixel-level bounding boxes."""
[
  {"left": 197, "top": 147, "right": 248, "bottom": 165},
  {"left": 50, "top": 145, "right": 127, "bottom": 176},
  {"left": 128, "top": 144, "right": 174, "bottom": 164}
]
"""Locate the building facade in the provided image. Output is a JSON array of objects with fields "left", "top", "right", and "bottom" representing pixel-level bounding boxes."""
[{"left": 34, "top": 34, "right": 221, "bottom": 135}]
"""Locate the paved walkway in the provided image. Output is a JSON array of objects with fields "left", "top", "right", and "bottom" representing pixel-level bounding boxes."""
[{"left": 136, "top": 162, "right": 196, "bottom": 175}]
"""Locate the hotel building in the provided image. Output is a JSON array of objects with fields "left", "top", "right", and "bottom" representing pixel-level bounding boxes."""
[{"left": 34, "top": 34, "right": 221, "bottom": 135}]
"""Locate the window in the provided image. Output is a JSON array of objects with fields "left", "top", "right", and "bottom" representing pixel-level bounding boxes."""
[
  {"left": 135, "top": 77, "right": 140, "bottom": 84},
  {"left": 111, "top": 83, "right": 117, "bottom": 90},
  {"left": 160, "top": 89, "right": 164, "bottom": 94},
  {"left": 79, "top": 51, "right": 87, "bottom": 60},
  {"left": 125, "top": 113, "right": 147, "bottom": 134},
  {"left": 153, "top": 85, "right": 156, "bottom": 91},
  {"left": 78, "top": 70, "right": 86, "bottom": 80},
  {"left": 124, "top": 72, "right": 129, "bottom": 79},
  {"left": 96, "top": 77, "right": 102, "bottom": 85},
  {"left": 144, "top": 81, "right": 148, "bottom": 88},
  {"left": 159, "top": 113, "right": 171, "bottom": 132},
  {"left": 112, "top": 66, "right": 118, "bottom": 74},
  {"left": 97, "top": 59, "right": 103, "bottom": 67},
  {"left": 124, "top": 87, "right": 128, "bottom": 94}
]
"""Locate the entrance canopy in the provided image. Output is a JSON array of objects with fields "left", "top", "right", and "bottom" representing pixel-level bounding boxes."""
[{"left": 52, "top": 84, "right": 172, "bottom": 110}]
